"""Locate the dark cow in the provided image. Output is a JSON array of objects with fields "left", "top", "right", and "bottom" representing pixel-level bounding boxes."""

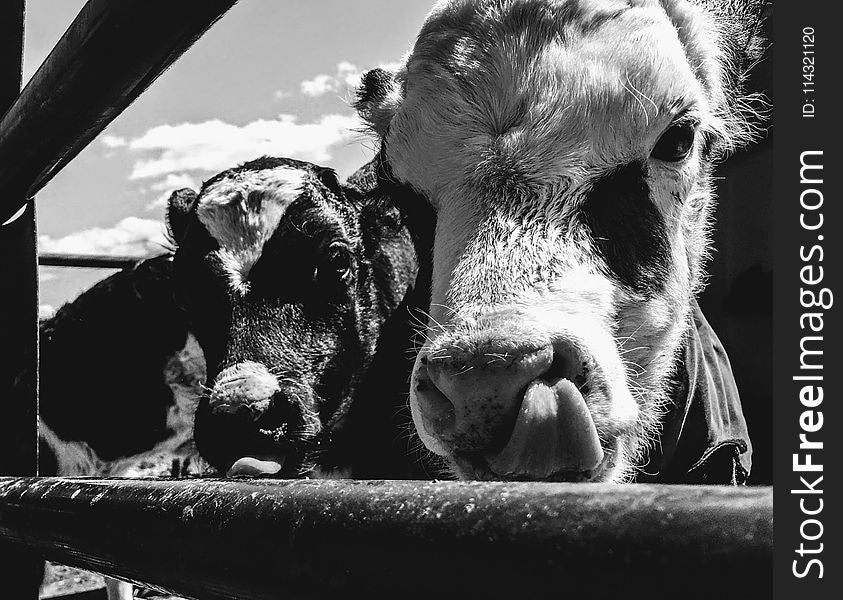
[
  {"left": 354, "top": 0, "right": 765, "bottom": 483},
  {"left": 167, "top": 156, "right": 428, "bottom": 479},
  {"left": 9, "top": 254, "right": 208, "bottom": 600},
  {"left": 17, "top": 156, "right": 428, "bottom": 595},
  {"left": 35, "top": 255, "right": 206, "bottom": 480}
]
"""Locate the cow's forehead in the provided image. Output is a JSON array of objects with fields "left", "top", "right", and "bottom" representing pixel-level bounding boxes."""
[
  {"left": 420, "top": 0, "right": 667, "bottom": 42},
  {"left": 196, "top": 166, "right": 307, "bottom": 292},
  {"left": 414, "top": 0, "right": 701, "bottom": 120},
  {"left": 197, "top": 166, "right": 306, "bottom": 249},
  {"left": 398, "top": 0, "right": 707, "bottom": 185}
]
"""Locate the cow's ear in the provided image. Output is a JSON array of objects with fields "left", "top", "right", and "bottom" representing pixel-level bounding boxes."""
[
  {"left": 714, "top": 0, "right": 769, "bottom": 153},
  {"left": 165, "top": 188, "right": 198, "bottom": 246},
  {"left": 667, "top": 0, "right": 769, "bottom": 154},
  {"left": 313, "top": 166, "right": 344, "bottom": 196},
  {"left": 700, "top": 0, "right": 767, "bottom": 90},
  {"left": 354, "top": 67, "right": 404, "bottom": 137}
]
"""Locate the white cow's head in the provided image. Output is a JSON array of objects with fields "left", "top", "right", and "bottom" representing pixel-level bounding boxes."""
[{"left": 356, "top": 0, "right": 765, "bottom": 481}]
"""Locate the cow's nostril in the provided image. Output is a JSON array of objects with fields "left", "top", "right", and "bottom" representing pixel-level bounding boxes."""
[
  {"left": 415, "top": 376, "right": 456, "bottom": 434},
  {"left": 254, "top": 395, "right": 296, "bottom": 432},
  {"left": 544, "top": 339, "right": 589, "bottom": 385},
  {"left": 417, "top": 344, "right": 554, "bottom": 453}
]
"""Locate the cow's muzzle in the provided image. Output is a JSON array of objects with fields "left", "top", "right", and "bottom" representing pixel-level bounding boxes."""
[
  {"left": 194, "top": 361, "right": 317, "bottom": 477},
  {"left": 413, "top": 332, "right": 604, "bottom": 479}
]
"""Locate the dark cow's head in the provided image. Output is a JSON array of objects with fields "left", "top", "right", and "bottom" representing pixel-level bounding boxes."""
[
  {"left": 167, "top": 157, "right": 417, "bottom": 477},
  {"left": 356, "top": 0, "right": 765, "bottom": 482}
]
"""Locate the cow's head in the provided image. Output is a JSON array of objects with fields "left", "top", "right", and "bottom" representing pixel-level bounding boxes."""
[
  {"left": 167, "top": 157, "right": 415, "bottom": 477},
  {"left": 356, "top": 0, "right": 765, "bottom": 481}
]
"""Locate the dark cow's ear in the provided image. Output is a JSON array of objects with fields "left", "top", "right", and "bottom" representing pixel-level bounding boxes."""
[
  {"left": 313, "top": 166, "right": 344, "bottom": 197},
  {"left": 165, "top": 188, "right": 198, "bottom": 246},
  {"left": 354, "top": 67, "right": 404, "bottom": 137}
]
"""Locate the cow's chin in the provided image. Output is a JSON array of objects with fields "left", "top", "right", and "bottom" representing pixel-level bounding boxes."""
[{"left": 449, "top": 436, "right": 632, "bottom": 483}]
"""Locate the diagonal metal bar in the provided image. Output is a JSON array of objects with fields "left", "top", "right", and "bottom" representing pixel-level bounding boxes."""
[{"left": 0, "top": 0, "right": 239, "bottom": 223}]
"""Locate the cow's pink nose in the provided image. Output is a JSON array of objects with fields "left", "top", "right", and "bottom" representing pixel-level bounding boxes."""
[{"left": 416, "top": 343, "right": 554, "bottom": 452}]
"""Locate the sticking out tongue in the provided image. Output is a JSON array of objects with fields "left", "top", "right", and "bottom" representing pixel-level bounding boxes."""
[
  {"left": 226, "top": 456, "right": 285, "bottom": 477},
  {"left": 486, "top": 378, "right": 604, "bottom": 479}
]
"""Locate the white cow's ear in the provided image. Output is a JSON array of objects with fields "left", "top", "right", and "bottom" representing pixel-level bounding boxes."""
[
  {"left": 354, "top": 67, "right": 404, "bottom": 137},
  {"left": 670, "top": 0, "right": 769, "bottom": 154},
  {"left": 165, "top": 188, "right": 198, "bottom": 247},
  {"left": 693, "top": 0, "right": 767, "bottom": 51}
]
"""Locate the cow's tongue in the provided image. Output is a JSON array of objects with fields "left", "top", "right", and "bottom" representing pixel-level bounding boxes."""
[
  {"left": 226, "top": 456, "right": 285, "bottom": 477},
  {"left": 486, "top": 378, "right": 603, "bottom": 479}
]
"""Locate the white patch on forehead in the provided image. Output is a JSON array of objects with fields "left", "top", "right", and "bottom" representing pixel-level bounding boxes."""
[{"left": 197, "top": 167, "right": 305, "bottom": 292}]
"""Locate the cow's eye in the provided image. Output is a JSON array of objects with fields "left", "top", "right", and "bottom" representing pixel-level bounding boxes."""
[
  {"left": 651, "top": 121, "right": 696, "bottom": 162},
  {"left": 315, "top": 244, "right": 354, "bottom": 284}
]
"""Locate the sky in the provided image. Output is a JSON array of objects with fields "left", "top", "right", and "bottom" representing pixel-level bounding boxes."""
[{"left": 25, "top": 0, "right": 433, "bottom": 315}]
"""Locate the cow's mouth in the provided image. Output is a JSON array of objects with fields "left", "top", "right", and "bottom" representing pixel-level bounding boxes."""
[
  {"left": 194, "top": 395, "right": 323, "bottom": 478},
  {"left": 412, "top": 323, "right": 639, "bottom": 482},
  {"left": 448, "top": 376, "right": 605, "bottom": 481},
  {"left": 219, "top": 428, "right": 328, "bottom": 478},
  {"left": 422, "top": 374, "right": 614, "bottom": 482},
  {"left": 483, "top": 377, "right": 604, "bottom": 479}
]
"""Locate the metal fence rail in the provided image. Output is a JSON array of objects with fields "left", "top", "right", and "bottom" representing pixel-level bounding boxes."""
[
  {"left": 0, "top": 477, "right": 773, "bottom": 600},
  {"left": 38, "top": 253, "right": 160, "bottom": 270}
]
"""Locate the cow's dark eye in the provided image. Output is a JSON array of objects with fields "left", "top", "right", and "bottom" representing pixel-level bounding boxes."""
[
  {"left": 315, "top": 244, "right": 354, "bottom": 285},
  {"left": 651, "top": 121, "right": 696, "bottom": 162}
]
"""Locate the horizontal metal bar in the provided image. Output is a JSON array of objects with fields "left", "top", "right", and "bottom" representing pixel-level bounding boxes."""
[
  {"left": 0, "top": 0, "right": 238, "bottom": 222},
  {"left": 38, "top": 253, "right": 162, "bottom": 270},
  {"left": 0, "top": 477, "right": 772, "bottom": 600}
]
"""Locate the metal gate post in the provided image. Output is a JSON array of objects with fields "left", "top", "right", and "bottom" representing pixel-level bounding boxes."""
[{"left": 0, "top": 1, "right": 44, "bottom": 597}]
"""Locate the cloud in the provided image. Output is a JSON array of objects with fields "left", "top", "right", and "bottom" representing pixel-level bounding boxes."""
[
  {"left": 101, "top": 135, "right": 128, "bottom": 148},
  {"left": 301, "top": 61, "right": 361, "bottom": 97},
  {"left": 126, "top": 113, "right": 361, "bottom": 181},
  {"left": 297, "top": 61, "right": 402, "bottom": 98},
  {"left": 106, "top": 75, "right": 387, "bottom": 206},
  {"left": 39, "top": 304, "right": 56, "bottom": 319},
  {"left": 38, "top": 217, "right": 169, "bottom": 257},
  {"left": 151, "top": 172, "right": 198, "bottom": 192}
]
